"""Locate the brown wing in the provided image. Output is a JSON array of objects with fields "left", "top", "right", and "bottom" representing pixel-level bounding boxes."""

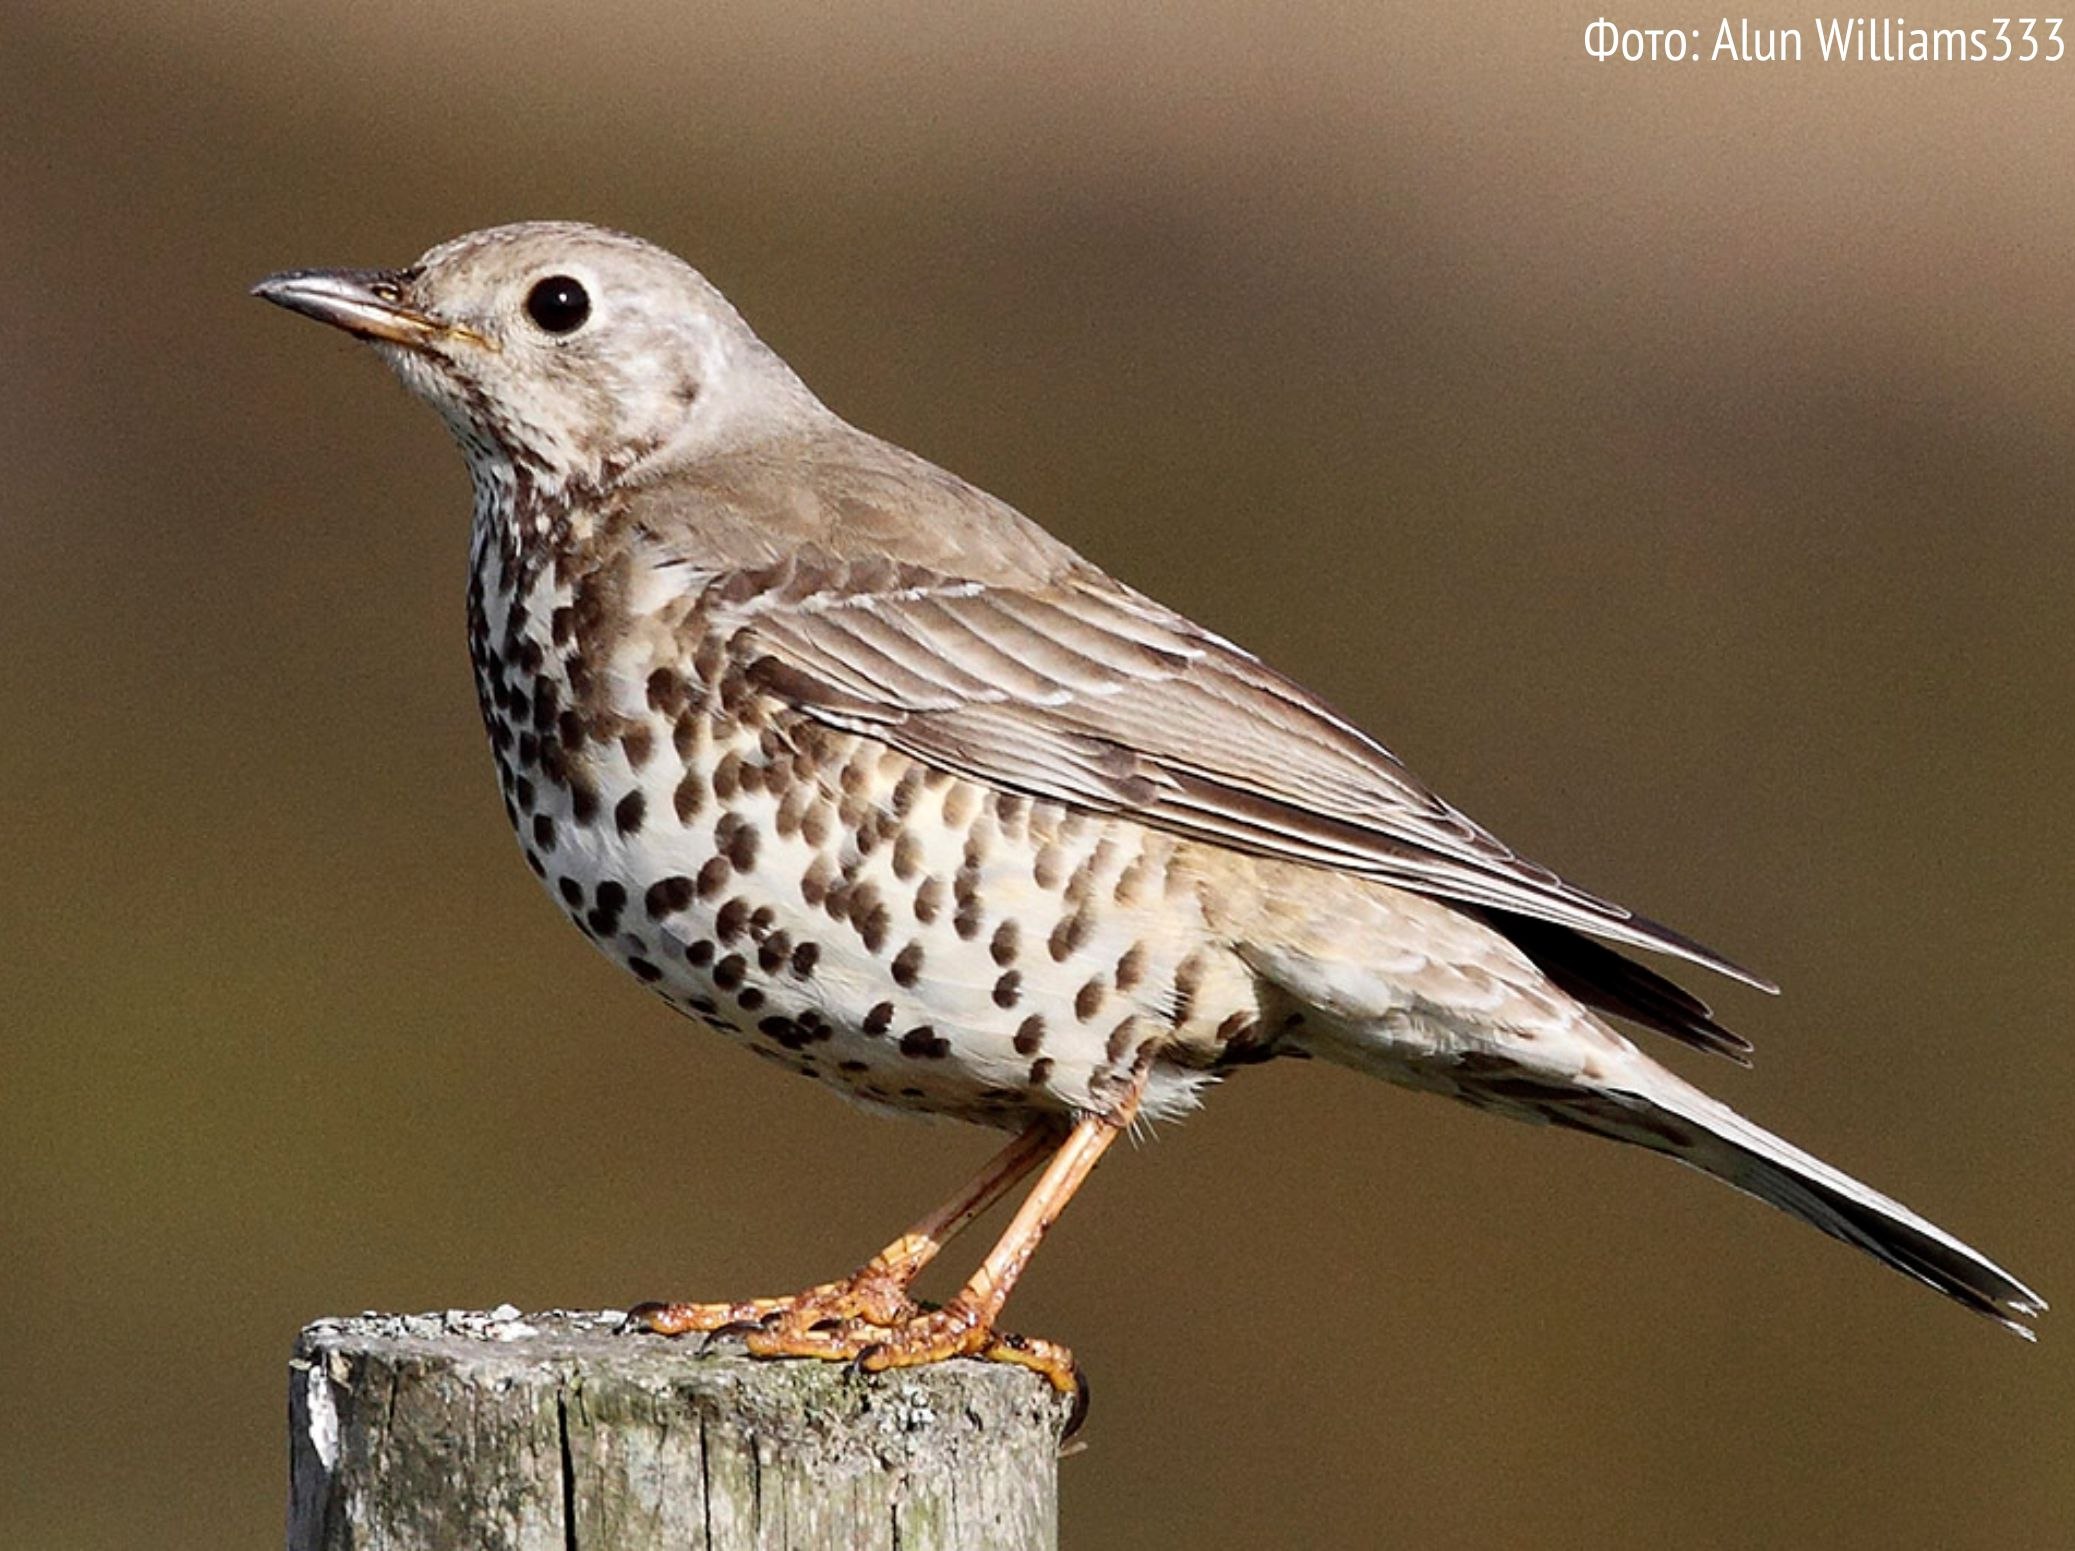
[{"left": 721, "top": 555, "right": 1774, "bottom": 1015}]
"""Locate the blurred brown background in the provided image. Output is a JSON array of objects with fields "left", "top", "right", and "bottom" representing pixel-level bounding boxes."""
[{"left": 4, "top": 1, "right": 2071, "bottom": 1546}]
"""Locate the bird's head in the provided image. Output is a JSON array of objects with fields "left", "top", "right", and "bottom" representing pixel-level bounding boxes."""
[{"left": 254, "top": 221, "right": 813, "bottom": 498}]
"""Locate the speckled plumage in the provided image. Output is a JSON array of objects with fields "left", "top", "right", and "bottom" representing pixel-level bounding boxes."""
[
  {"left": 257, "top": 222, "right": 2042, "bottom": 1353},
  {"left": 468, "top": 530, "right": 1259, "bottom": 1124}
]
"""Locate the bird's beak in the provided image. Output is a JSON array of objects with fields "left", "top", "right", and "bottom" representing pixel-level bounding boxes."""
[{"left": 251, "top": 267, "right": 487, "bottom": 351}]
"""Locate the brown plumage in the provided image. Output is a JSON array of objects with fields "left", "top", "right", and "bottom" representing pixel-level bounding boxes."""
[{"left": 254, "top": 222, "right": 2041, "bottom": 1394}]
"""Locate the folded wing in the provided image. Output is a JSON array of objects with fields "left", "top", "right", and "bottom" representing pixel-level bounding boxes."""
[{"left": 721, "top": 553, "right": 1773, "bottom": 1052}]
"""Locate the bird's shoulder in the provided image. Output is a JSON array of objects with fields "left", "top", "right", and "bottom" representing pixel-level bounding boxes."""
[{"left": 612, "top": 419, "right": 1090, "bottom": 588}]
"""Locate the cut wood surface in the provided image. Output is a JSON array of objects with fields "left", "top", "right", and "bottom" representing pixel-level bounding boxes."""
[{"left": 288, "top": 1309, "right": 1076, "bottom": 1550}]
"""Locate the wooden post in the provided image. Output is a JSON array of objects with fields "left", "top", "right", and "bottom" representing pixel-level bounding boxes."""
[{"left": 288, "top": 1309, "right": 1075, "bottom": 1550}]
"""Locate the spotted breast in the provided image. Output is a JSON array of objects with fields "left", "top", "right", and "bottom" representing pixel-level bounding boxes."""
[{"left": 465, "top": 506, "right": 1279, "bottom": 1127}]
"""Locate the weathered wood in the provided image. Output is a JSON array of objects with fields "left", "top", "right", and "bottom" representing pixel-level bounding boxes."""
[{"left": 288, "top": 1309, "right": 1075, "bottom": 1551}]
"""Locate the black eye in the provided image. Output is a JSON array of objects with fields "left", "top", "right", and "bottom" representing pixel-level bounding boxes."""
[{"left": 524, "top": 275, "right": 590, "bottom": 334}]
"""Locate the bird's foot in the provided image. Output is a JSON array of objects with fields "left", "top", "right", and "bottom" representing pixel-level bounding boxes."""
[
  {"left": 625, "top": 1262, "right": 919, "bottom": 1341},
  {"left": 631, "top": 1288, "right": 1076, "bottom": 1396},
  {"left": 724, "top": 1300, "right": 1081, "bottom": 1399}
]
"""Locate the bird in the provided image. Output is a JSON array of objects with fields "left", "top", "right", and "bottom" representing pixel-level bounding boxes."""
[{"left": 254, "top": 221, "right": 2042, "bottom": 1399}]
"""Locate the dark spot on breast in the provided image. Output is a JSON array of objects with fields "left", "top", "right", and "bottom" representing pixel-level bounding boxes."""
[
  {"left": 646, "top": 667, "right": 685, "bottom": 713},
  {"left": 838, "top": 793, "right": 871, "bottom": 840},
  {"left": 756, "top": 931, "right": 793, "bottom": 974},
  {"left": 525, "top": 850, "right": 546, "bottom": 877},
  {"left": 570, "top": 779, "right": 600, "bottom": 826},
  {"left": 891, "top": 830, "right": 923, "bottom": 881},
  {"left": 941, "top": 781, "right": 978, "bottom": 828},
  {"left": 711, "top": 753, "right": 742, "bottom": 801},
  {"left": 673, "top": 773, "right": 703, "bottom": 824},
  {"left": 1171, "top": 952, "right": 1205, "bottom": 1025},
  {"left": 712, "top": 954, "right": 747, "bottom": 992},
  {"left": 790, "top": 940, "right": 821, "bottom": 978},
  {"left": 863, "top": 1001, "right": 895, "bottom": 1036},
  {"left": 992, "top": 970, "right": 1023, "bottom": 1009},
  {"left": 1027, "top": 1056, "right": 1055, "bottom": 1086},
  {"left": 912, "top": 877, "right": 945, "bottom": 924},
  {"left": 735, "top": 985, "right": 765, "bottom": 1011},
  {"left": 614, "top": 789, "right": 646, "bottom": 836},
  {"left": 899, "top": 1026, "right": 951, "bottom": 1059},
  {"left": 1048, "top": 909, "right": 1090, "bottom": 963},
  {"left": 621, "top": 725, "right": 653, "bottom": 769},
  {"left": 587, "top": 881, "right": 627, "bottom": 935},
  {"left": 515, "top": 776, "right": 536, "bottom": 811},
  {"left": 800, "top": 802, "right": 834, "bottom": 849},
  {"left": 800, "top": 855, "right": 833, "bottom": 907},
  {"left": 685, "top": 939, "right": 715, "bottom": 968},
  {"left": 889, "top": 766, "right": 923, "bottom": 817},
  {"left": 1106, "top": 1016, "right": 1137, "bottom": 1062},
  {"left": 961, "top": 831, "right": 990, "bottom": 873},
  {"left": 1032, "top": 845, "right": 1066, "bottom": 890},
  {"left": 715, "top": 897, "right": 751, "bottom": 943},
  {"left": 726, "top": 819, "right": 760, "bottom": 872},
  {"left": 695, "top": 856, "right": 732, "bottom": 898},
  {"left": 646, "top": 875, "right": 693, "bottom": 917},
  {"left": 558, "top": 877, "right": 585, "bottom": 907},
  {"left": 628, "top": 957, "right": 662, "bottom": 982},
  {"left": 532, "top": 815, "right": 557, "bottom": 851},
  {"left": 855, "top": 894, "right": 891, "bottom": 955},
  {"left": 891, "top": 942, "right": 924, "bottom": 988},
  {"left": 556, "top": 710, "right": 587, "bottom": 751},
  {"left": 1075, "top": 979, "right": 1106, "bottom": 1021},
  {"left": 1013, "top": 1015, "right": 1046, "bottom": 1055},
  {"left": 1115, "top": 943, "right": 1147, "bottom": 992},
  {"left": 759, "top": 1015, "right": 810, "bottom": 1050},
  {"left": 989, "top": 920, "right": 1020, "bottom": 967}
]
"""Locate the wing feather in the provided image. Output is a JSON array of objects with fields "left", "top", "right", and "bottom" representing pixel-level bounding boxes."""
[{"left": 729, "top": 562, "right": 1774, "bottom": 997}]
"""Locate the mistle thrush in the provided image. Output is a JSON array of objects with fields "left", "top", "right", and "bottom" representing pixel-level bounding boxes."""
[{"left": 255, "top": 222, "right": 2043, "bottom": 1395}]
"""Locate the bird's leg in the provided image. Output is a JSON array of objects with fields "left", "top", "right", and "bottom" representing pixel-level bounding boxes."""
[
  {"left": 630, "top": 1122, "right": 1058, "bottom": 1337},
  {"left": 759, "top": 1071, "right": 1148, "bottom": 1395}
]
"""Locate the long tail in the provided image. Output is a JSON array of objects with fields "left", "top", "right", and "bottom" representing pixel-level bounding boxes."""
[{"left": 1543, "top": 1066, "right": 2046, "bottom": 1337}]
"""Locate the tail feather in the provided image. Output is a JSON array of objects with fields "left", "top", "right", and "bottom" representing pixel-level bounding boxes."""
[{"left": 1574, "top": 1071, "right": 2045, "bottom": 1337}]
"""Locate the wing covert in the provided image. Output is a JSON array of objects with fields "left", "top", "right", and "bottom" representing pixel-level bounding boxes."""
[{"left": 726, "top": 558, "right": 1772, "bottom": 994}]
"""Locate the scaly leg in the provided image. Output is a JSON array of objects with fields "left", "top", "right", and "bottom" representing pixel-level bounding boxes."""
[
  {"left": 630, "top": 1122, "right": 1058, "bottom": 1337},
  {"left": 764, "top": 1073, "right": 1147, "bottom": 1395}
]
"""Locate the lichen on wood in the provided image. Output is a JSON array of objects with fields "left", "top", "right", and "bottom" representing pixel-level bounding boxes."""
[{"left": 288, "top": 1309, "right": 1073, "bottom": 1551}]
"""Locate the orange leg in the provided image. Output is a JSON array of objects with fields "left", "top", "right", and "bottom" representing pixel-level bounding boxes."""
[
  {"left": 759, "top": 1073, "right": 1147, "bottom": 1396},
  {"left": 631, "top": 1122, "right": 1059, "bottom": 1338}
]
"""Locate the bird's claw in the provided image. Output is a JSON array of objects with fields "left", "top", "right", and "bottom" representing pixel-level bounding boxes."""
[{"left": 621, "top": 1268, "right": 921, "bottom": 1342}]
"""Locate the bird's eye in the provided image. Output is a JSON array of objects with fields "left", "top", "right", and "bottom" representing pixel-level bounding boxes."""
[{"left": 524, "top": 275, "right": 591, "bottom": 335}]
